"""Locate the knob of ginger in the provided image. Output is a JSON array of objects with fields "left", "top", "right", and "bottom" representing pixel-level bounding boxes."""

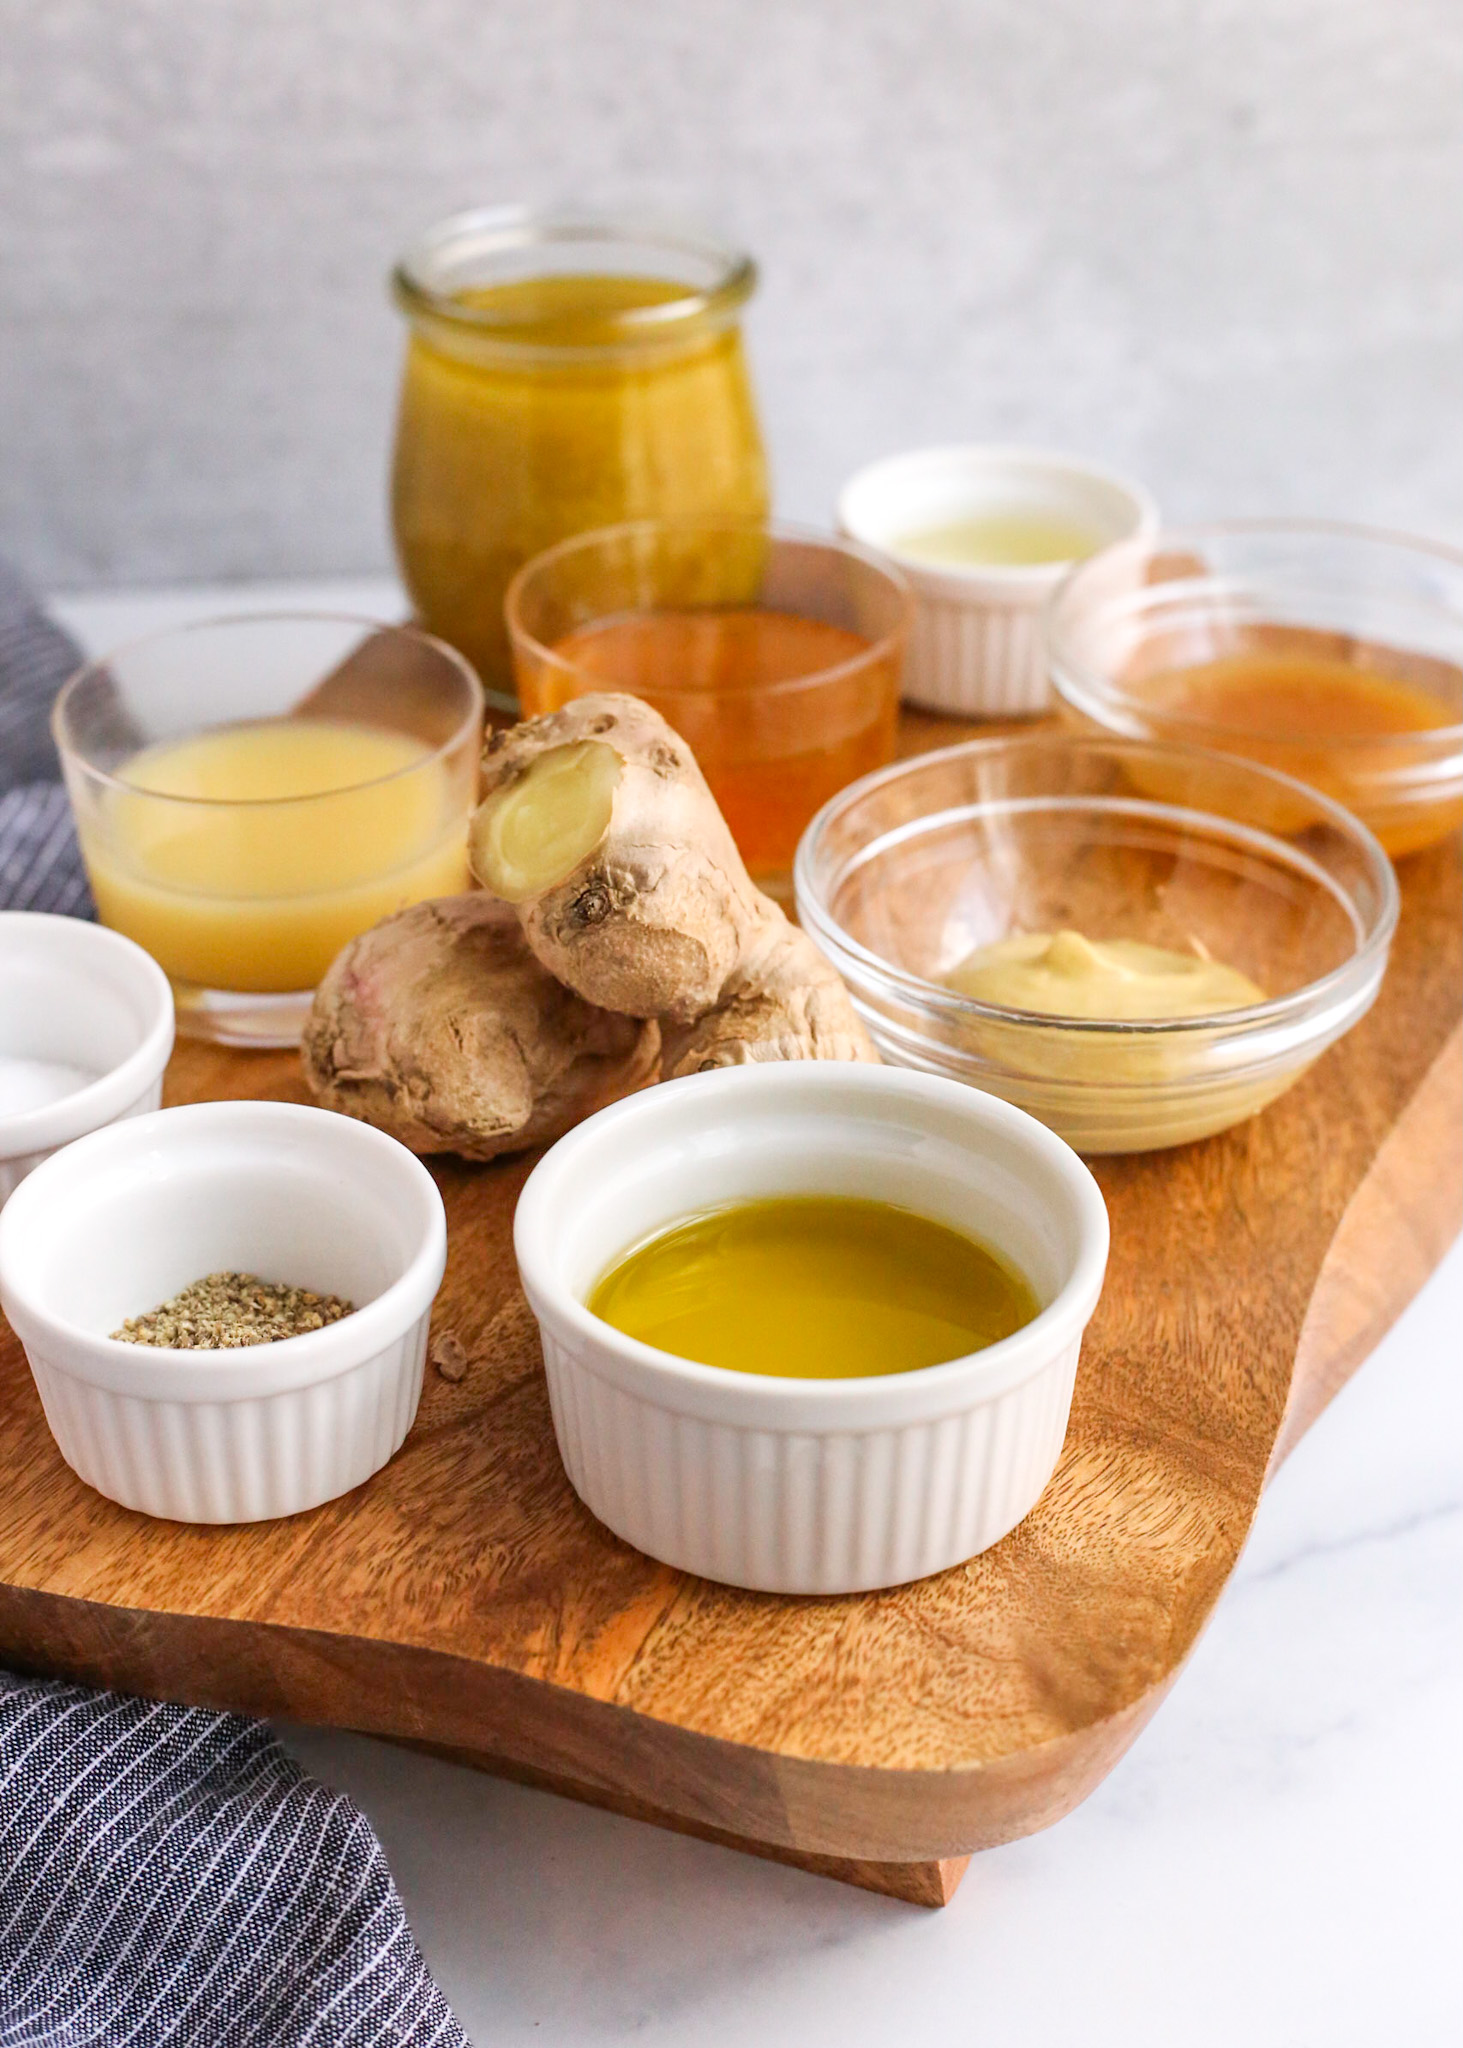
[
  {"left": 469, "top": 694, "right": 876, "bottom": 1074},
  {"left": 302, "top": 894, "right": 660, "bottom": 1159}
]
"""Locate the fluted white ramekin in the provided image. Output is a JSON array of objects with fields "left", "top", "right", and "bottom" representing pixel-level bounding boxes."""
[
  {"left": 838, "top": 445, "right": 1157, "bottom": 717},
  {"left": 0, "top": 1100, "right": 446, "bottom": 1522},
  {"left": 0, "top": 912, "right": 174, "bottom": 1208},
  {"left": 515, "top": 1063, "right": 1109, "bottom": 1594}
]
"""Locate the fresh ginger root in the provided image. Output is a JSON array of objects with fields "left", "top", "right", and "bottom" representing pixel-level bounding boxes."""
[
  {"left": 470, "top": 697, "right": 762, "bottom": 1021},
  {"left": 658, "top": 910, "right": 876, "bottom": 1076},
  {"left": 469, "top": 694, "right": 877, "bottom": 1074},
  {"left": 302, "top": 895, "right": 660, "bottom": 1159}
]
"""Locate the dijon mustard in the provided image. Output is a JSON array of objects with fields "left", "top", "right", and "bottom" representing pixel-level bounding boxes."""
[
  {"left": 942, "top": 930, "right": 1276, "bottom": 1153},
  {"left": 946, "top": 930, "right": 1264, "bottom": 1020}
]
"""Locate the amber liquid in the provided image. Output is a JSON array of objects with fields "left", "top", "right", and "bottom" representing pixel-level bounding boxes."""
[
  {"left": 1150, "top": 652, "right": 1447, "bottom": 740},
  {"left": 1135, "top": 645, "right": 1461, "bottom": 855},
  {"left": 391, "top": 275, "right": 768, "bottom": 695},
  {"left": 588, "top": 1196, "right": 1038, "bottom": 1380},
  {"left": 542, "top": 608, "right": 899, "bottom": 875}
]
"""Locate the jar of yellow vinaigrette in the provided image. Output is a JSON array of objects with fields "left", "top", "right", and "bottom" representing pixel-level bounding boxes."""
[{"left": 390, "top": 207, "right": 770, "bottom": 704}]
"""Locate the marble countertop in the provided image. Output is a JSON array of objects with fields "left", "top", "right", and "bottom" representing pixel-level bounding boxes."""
[
  {"left": 53, "top": 584, "right": 1463, "bottom": 2047},
  {"left": 300, "top": 1237, "right": 1463, "bottom": 2047}
]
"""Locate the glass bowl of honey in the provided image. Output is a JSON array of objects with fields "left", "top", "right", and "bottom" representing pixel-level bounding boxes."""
[
  {"left": 54, "top": 614, "right": 483, "bottom": 1046},
  {"left": 794, "top": 733, "right": 1399, "bottom": 1154},
  {"left": 506, "top": 520, "right": 911, "bottom": 887},
  {"left": 1047, "top": 521, "right": 1463, "bottom": 858}
]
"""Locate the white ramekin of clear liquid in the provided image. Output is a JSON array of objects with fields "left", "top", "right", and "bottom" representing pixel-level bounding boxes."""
[{"left": 838, "top": 444, "right": 1157, "bottom": 716}]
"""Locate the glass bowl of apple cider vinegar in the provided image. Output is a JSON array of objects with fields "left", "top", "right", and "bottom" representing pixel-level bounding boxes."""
[
  {"left": 507, "top": 520, "right": 910, "bottom": 889},
  {"left": 53, "top": 615, "right": 483, "bottom": 1045},
  {"left": 391, "top": 207, "right": 769, "bottom": 707},
  {"left": 1048, "top": 521, "right": 1463, "bottom": 859}
]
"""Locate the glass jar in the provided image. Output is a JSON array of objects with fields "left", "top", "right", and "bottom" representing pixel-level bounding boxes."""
[{"left": 390, "top": 207, "right": 770, "bottom": 704}]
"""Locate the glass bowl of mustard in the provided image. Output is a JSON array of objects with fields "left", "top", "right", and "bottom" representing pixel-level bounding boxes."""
[
  {"left": 794, "top": 734, "right": 1399, "bottom": 1154},
  {"left": 1047, "top": 520, "right": 1463, "bottom": 858},
  {"left": 390, "top": 206, "right": 769, "bottom": 705}
]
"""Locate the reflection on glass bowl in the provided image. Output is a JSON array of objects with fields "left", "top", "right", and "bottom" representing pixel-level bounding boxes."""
[
  {"left": 794, "top": 734, "right": 1399, "bottom": 1154},
  {"left": 1047, "top": 520, "right": 1463, "bottom": 859}
]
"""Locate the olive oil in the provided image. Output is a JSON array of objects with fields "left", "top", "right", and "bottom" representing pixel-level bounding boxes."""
[{"left": 587, "top": 1196, "right": 1039, "bottom": 1379}]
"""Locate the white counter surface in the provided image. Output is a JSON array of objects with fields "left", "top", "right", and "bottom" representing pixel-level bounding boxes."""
[{"left": 54, "top": 585, "right": 1463, "bottom": 2047}]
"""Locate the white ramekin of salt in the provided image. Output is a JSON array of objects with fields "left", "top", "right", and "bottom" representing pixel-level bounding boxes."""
[
  {"left": 837, "top": 445, "right": 1158, "bottom": 717},
  {"left": 0, "top": 911, "right": 175, "bottom": 1208}
]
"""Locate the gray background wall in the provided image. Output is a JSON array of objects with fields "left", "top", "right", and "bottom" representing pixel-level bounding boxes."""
[{"left": 3, "top": 0, "right": 1460, "bottom": 593}]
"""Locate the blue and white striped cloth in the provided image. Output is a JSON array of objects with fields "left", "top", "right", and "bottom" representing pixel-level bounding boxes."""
[
  {"left": 0, "top": 783, "right": 93, "bottom": 920},
  {"left": 0, "top": 561, "right": 469, "bottom": 2046},
  {"left": 0, "top": 557, "right": 93, "bottom": 917},
  {"left": 0, "top": 1675, "right": 467, "bottom": 2047}
]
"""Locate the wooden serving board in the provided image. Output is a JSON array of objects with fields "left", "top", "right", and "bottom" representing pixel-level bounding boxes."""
[{"left": 1, "top": 721, "right": 1459, "bottom": 1909}]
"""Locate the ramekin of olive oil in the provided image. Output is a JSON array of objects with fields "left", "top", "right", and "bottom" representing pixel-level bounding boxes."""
[
  {"left": 514, "top": 1059, "right": 1110, "bottom": 1590},
  {"left": 587, "top": 1195, "right": 1038, "bottom": 1379}
]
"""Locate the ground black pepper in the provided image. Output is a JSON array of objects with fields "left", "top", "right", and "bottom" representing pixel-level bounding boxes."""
[{"left": 112, "top": 1272, "right": 356, "bottom": 1348}]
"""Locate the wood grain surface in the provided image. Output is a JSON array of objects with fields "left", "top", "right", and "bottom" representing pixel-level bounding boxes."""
[{"left": 1, "top": 715, "right": 1458, "bottom": 1906}]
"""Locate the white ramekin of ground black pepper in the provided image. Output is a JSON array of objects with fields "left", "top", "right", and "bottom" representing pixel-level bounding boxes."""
[{"left": 0, "top": 1100, "right": 447, "bottom": 1522}]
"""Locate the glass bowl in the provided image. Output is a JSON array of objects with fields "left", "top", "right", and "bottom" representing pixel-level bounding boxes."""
[
  {"left": 1047, "top": 520, "right": 1463, "bottom": 858},
  {"left": 794, "top": 734, "right": 1399, "bottom": 1154},
  {"left": 54, "top": 614, "right": 483, "bottom": 1046},
  {"left": 506, "top": 519, "right": 909, "bottom": 890}
]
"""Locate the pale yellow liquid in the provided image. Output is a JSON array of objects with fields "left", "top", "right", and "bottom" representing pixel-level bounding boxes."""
[
  {"left": 588, "top": 1196, "right": 1039, "bottom": 1380},
  {"left": 891, "top": 512, "right": 1101, "bottom": 569},
  {"left": 82, "top": 720, "right": 470, "bottom": 991}
]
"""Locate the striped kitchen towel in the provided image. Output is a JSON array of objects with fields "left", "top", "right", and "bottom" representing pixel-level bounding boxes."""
[
  {"left": 0, "top": 557, "right": 92, "bottom": 916},
  {"left": 0, "top": 560, "right": 470, "bottom": 2046},
  {"left": 0, "top": 1672, "right": 468, "bottom": 2047},
  {"left": 0, "top": 556, "right": 79, "bottom": 793},
  {"left": 0, "top": 784, "right": 93, "bottom": 919}
]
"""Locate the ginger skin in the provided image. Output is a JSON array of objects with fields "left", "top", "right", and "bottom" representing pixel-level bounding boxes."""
[
  {"left": 301, "top": 895, "right": 660, "bottom": 1159},
  {"left": 659, "top": 911, "right": 876, "bottom": 1076},
  {"left": 469, "top": 693, "right": 877, "bottom": 1074},
  {"left": 471, "top": 695, "right": 768, "bottom": 1021}
]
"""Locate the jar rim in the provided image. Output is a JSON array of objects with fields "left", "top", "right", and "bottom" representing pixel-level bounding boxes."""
[{"left": 392, "top": 204, "right": 757, "bottom": 356}]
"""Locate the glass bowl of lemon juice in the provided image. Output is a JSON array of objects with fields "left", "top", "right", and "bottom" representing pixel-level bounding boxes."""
[{"left": 54, "top": 614, "right": 483, "bottom": 1045}]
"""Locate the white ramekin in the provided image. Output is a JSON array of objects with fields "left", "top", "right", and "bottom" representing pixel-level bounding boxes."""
[
  {"left": 0, "top": 1100, "right": 447, "bottom": 1522},
  {"left": 837, "top": 445, "right": 1158, "bottom": 717},
  {"left": 0, "top": 911, "right": 175, "bottom": 1208},
  {"left": 515, "top": 1063, "right": 1109, "bottom": 1594}
]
